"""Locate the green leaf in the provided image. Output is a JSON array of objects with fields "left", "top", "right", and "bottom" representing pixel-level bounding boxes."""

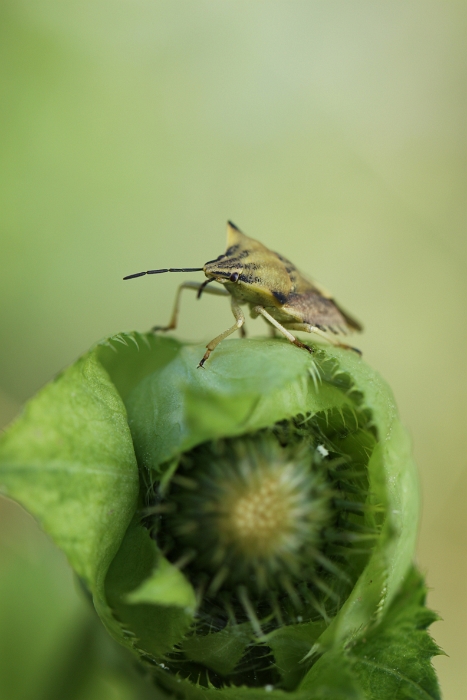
[
  {"left": 0, "top": 350, "right": 139, "bottom": 642},
  {"left": 350, "top": 568, "right": 442, "bottom": 700},
  {"left": 105, "top": 519, "right": 195, "bottom": 658},
  {"left": 308, "top": 347, "right": 420, "bottom": 650},
  {"left": 266, "top": 621, "right": 327, "bottom": 690},
  {"left": 125, "top": 555, "right": 196, "bottom": 611},
  {"left": 300, "top": 649, "right": 365, "bottom": 699},
  {"left": 299, "top": 568, "right": 442, "bottom": 700},
  {"left": 123, "top": 337, "right": 350, "bottom": 470},
  {"left": 180, "top": 624, "right": 252, "bottom": 677}
]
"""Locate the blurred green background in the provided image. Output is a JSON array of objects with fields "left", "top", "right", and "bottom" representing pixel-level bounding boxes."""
[{"left": 0, "top": 1, "right": 465, "bottom": 698}]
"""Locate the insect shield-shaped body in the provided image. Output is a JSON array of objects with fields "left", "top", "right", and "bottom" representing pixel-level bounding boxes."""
[{"left": 124, "top": 221, "right": 362, "bottom": 367}]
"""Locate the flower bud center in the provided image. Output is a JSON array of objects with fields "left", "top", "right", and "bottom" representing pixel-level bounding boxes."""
[
  {"left": 160, "top": 437, "right": 333, "bottom": 601},
  {"left": 225, "top": 475, "right": 289, "bottom": 553},
  {"left": 218, "top": 468, "right": 302, "bottom": 557}
]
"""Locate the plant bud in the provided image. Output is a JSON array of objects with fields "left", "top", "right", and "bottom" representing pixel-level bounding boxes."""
[{"left": 0, "top": 334, "right": 440, "bottom": 699}]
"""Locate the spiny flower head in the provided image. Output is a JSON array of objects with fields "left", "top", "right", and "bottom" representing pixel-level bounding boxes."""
[
  {"left": 160, "top": 436, "right": 331, "bottom": 598},
  {"left": 153, "top": 408, "right": 376, "bottom": 636}
]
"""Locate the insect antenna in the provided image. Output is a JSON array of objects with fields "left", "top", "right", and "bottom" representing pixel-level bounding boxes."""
[{"left": 123, "top": 267, "right": 203, "bottom": 280}]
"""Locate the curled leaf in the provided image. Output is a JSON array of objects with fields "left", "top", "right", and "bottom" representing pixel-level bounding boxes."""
[{"left": 0, "top": 334, "right": 440, "bottom": 698}]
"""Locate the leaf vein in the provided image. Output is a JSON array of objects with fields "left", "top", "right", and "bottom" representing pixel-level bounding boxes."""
[{"left": 355, "top": 657, "right": 436, "bottom": 700}]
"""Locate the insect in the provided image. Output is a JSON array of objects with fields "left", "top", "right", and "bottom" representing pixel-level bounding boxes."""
[{"left": 124, "top": 221, "right": 362, "bottom": 367}]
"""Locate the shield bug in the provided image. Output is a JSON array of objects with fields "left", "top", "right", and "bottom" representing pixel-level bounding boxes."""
[{"left": 123, "top": 221, "right": 362, "bottom": 367}]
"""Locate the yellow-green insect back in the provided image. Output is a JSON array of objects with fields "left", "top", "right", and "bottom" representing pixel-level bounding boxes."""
[{"left": 124, "top": 221, "right": 363, "bottom": 365}]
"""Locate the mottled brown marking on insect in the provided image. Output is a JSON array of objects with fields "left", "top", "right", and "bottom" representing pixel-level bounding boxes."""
[{"left": 282, "top": 291, "right": 361, "bottom": 334}]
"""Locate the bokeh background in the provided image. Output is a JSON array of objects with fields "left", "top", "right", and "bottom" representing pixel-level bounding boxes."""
[{"left": 0, "top": 2, "right": 465, "bottom": 698}]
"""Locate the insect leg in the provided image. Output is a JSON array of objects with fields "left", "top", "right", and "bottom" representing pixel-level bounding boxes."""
[
  {"left": 198, "top": 299, "right": 245, "bottom": 368},
  {"left": 152, "top": 281, "right": 229, "bottom": 333},
  {"left": 252, "top": 306, "right": 314, "bottom": 355},
  {"left": 284, "top": 323, "right": 361, "bottom": 355}
]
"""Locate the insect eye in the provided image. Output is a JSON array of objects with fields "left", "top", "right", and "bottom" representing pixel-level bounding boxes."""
[{"left": 229, "top": 272, "right": 239, "bottom": 283}]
